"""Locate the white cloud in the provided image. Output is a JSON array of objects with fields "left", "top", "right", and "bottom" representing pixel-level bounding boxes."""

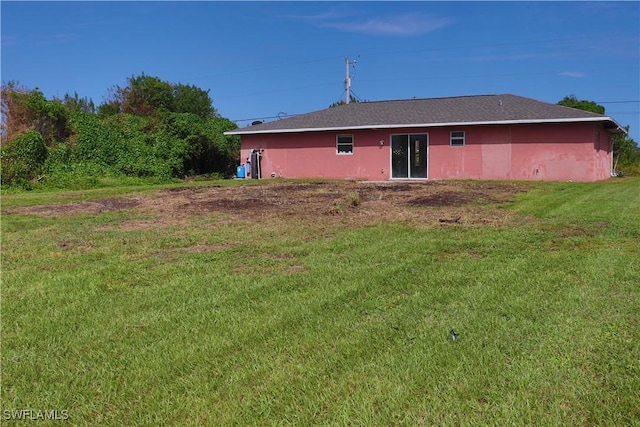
[
  {"left": 44, "top": 34, "right": 76, "bottom": 45},
  {"left": 320, "top": 14, "right": 452, "bottom": 36},
  {"left": 1, "top": 35, "right": 17, "bottom": 47},
  {"left": 288, "top": 8, "right": 451, "bottom": 37},
  {"left": 559, "top": 71, "right": 586, "bottom": 78}
]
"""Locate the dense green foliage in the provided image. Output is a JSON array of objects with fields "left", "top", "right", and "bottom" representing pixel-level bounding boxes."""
[
  {"left": 99, "top": 73, "right": 217, "bottom": 118},
  {"left": 557, "top": 94, "right": 605, "bottom": 114},
  {"left": 0, "top": 130, "right": 48, "bottom": 189},
  {"left": 1, "top": 75, "right": 239, "bottom": 190},
  {"left": 613, "top": 125, "right": 640, "bottom": 175},
  {"left": 1, "top": 83, "right": 72, "bottom": 146},
  {"left": 329, "top": 95, "right": 363, "bottom": 108},
  {"left": 61, "top": 92, "right": 96, "bottom": 114}
]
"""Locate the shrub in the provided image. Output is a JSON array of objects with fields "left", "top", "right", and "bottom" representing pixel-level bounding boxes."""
[
  {"left": 1, "top": 151, "right": 32, "bottom": 189},
  {"left": 1, "top": 130, "right": 48, "bottom": 189},
  {"left": 8, "top": 130, "right": 47, "bottom": 169}
]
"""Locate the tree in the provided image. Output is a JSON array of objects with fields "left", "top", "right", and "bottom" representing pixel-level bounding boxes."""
[
  {"left": 329, "top": 95, "right": 363, "bottom": 108},
  {"left": 163, "top": 112, "right": 238, "bottom": 176},
  {"left": 1, "top": 82, "right": 71, "bottom": 146},
  {"left": 612, "top": 125, "right": 640, "bottom": 170},
  {"left": 172, "top": 83, "right": 217, "bottom": 118},
  {"left": 101, "top": 73, "right": 174, "bottom": 117},
  {"left": 97, "top": 102, "right": 120, "bottom": 118},
  {"left": 61, "top": 92, "right": 95, "bottom": 114},
  {"left": 558, "top": 95, "right": 605, "bottom": 114},
  {"left": 99, "top": 73, "right": 217, "bottom": 118}
]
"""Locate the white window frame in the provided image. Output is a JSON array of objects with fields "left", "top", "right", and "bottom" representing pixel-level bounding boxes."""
[
  {"left": 450, "top": 131, "right": 465, "bottom": 147},
  {"left": 336, "top": 134, "right": 354, "bottom": 155}
]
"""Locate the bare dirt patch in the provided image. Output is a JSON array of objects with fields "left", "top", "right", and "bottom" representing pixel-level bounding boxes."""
[
  {"left": 8, "top": 198, "right": 142, "bottom": 217},
  {"left": 5, "top": 180, "right": 528, "bottom": 229}
]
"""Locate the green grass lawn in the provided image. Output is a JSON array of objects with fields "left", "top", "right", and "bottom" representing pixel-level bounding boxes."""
[{"left": 2, "top": 178, "right": 639, "bottom": 426}]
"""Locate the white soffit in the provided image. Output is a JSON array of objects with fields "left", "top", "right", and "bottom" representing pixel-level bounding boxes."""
[{"left": 226, "top": 116, "right": 623, "bottom": 135}]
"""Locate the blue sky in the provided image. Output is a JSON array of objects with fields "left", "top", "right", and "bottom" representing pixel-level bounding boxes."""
[{"left": 2, "top": 1, "right": 639, "bottom": 141}]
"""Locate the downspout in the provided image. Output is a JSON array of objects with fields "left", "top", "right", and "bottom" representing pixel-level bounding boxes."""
[
  {"left": 611, "top": 125, "right": 628, "bottom": 177},
  {"left": 612, "top": 138, "right": 620, "bottom": 176}
]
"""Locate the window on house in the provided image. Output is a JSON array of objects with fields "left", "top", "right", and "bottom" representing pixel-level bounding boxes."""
[
  {"left": 337, "top": 135, "right": 354, "bottom": 154},
  {"left": 450, "top": 131, "right": 465, "bottom": 147}
]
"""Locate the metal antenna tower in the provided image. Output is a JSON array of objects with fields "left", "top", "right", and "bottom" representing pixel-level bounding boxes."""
[{"left": 345, "top": 57, "right": 357, "bottom": 104}]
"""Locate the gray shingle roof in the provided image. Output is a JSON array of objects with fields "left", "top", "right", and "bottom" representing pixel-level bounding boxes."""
[{"left": 226, "top": 94, "right": 622, "bottom": 135}]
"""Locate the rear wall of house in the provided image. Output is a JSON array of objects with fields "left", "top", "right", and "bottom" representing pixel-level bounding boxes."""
[
  {"left": 240, "top": 129, "right": 390, "bottom": 180},
  {"left": 428, "top": 123, "right": 613, "bottom": 181},
  {"left": 239, "top": 122, "right": 613, "bottom": 182}
]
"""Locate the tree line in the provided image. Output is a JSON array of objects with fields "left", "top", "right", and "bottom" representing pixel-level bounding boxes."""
[{"left": 1, "top": 74, "right": 240, "bottom": 190}]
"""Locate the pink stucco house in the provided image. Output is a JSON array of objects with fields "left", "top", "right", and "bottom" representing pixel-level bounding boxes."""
[{"left": 225, "top": 94, "right": 624, "bottom": 182}]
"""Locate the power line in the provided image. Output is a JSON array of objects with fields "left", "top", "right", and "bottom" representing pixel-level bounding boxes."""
[
  {"left": 358, "top": 34, "right": 604, "bottom": 59},
  {"left": 185, "top": 55, "right": 343, "bottom": 82},
  {"left": 597, "top": 100, "right": 640, "bottom": 104},
  {"left": 218, "top": 57, "right": 635, "bottom": 102},
  {"left": 188, "top": 36, "right": 598, "bottom": 86},
  {"left": 350, "top": 90, "right": 363, "bottom": 102},
  {"left": 188, "top": 36, "right": 627, "bottom": 100},
  {"left": 233, "top": 113, "right": 300, "bottom": 123},
  {"left": 222, "top": 81, "right": 337, "bottom": 100}
]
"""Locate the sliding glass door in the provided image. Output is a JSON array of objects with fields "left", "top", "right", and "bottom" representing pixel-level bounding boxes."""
[{"left": 391, "top": 134, "right": 428, "bottom": 179}]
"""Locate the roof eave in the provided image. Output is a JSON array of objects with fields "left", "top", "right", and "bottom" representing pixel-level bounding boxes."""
[{"left": 224, "top": 117, "right": 623, "bottom": 136}]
